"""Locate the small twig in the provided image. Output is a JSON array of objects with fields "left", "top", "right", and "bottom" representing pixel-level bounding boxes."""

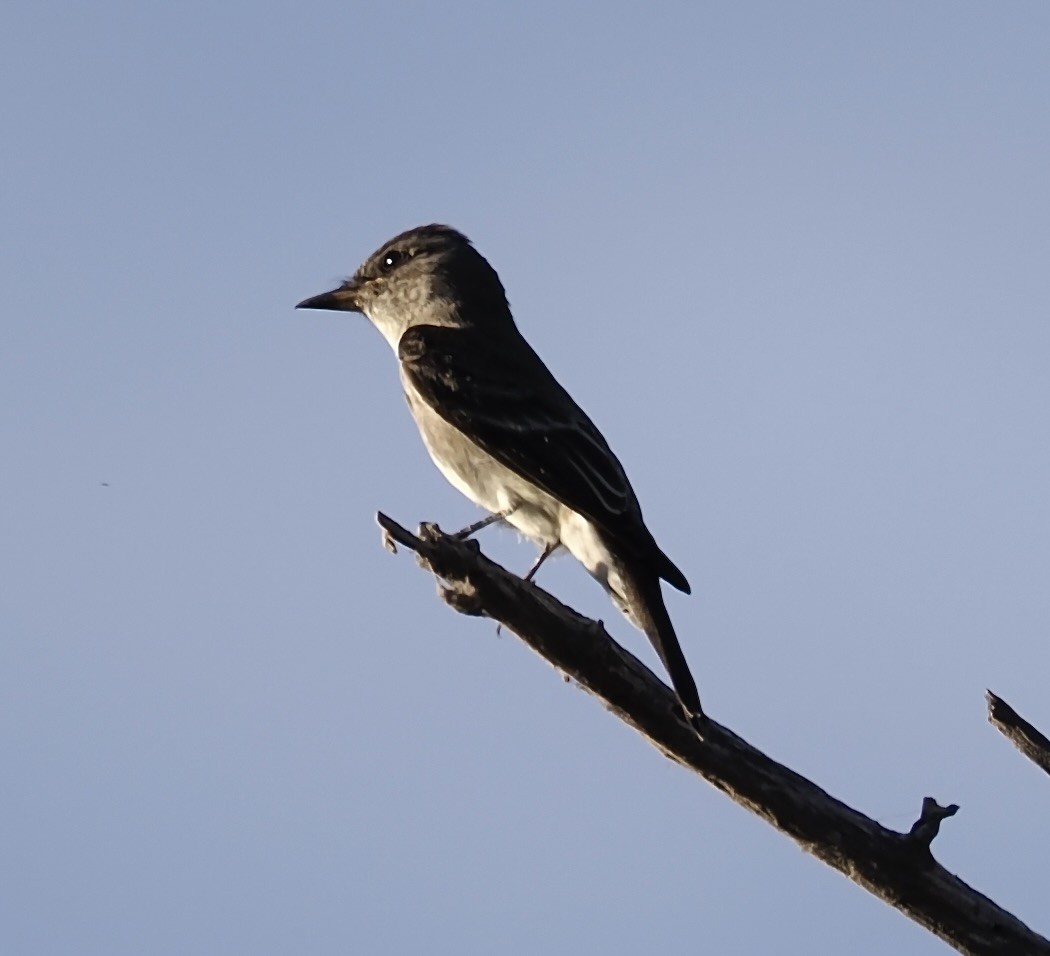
[
  {"left": 907, "top": 797, "right": 960, "bottom": 850},
  {"left": 987, "top": 691, "right": 1050, "bottom": 778}
]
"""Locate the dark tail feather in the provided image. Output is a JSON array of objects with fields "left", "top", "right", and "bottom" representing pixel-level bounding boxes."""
[
  {"left": 621, "top": 569, "right": 702, "bottom": 717},
  {"left": 655, "top": 549, "right": 690, "bottom": 594}
]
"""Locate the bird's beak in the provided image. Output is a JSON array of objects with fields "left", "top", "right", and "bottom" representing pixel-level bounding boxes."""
[{"left": 295, "top": 282, "right": 362, "bottom": 313}]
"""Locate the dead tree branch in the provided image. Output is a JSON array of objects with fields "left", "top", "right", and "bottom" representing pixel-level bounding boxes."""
[
  {"left": 987, "top": 691, "right": 1050, "bottom": 778},
  {"left": 376, "top": 513, "right": 1049, "bottom": 956}
]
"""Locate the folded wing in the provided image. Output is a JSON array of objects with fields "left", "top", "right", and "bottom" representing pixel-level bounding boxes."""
[{"left": 398, "top": 324, "right": 689, "bottom": 593}]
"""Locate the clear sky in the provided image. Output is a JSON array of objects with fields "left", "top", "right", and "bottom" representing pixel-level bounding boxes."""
[{"left": 3, "top": 3, "right": 1049, "bottom": 953}]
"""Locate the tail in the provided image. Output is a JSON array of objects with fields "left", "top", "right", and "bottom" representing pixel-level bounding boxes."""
[{"left": 620, "top": 567, "right": 702, "bottom": 718}]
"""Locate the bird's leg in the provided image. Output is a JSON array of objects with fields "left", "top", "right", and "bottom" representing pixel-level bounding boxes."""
[
  {"left": 523, "top": 541, "right": 557, "bottom": 583},
  {"left": 491, "top": 542, "right": 558, "bottom": 638},
  {"left": 495, "top": 541, "right": 557, "bottom": 638},
  {"left": 451, "top": 508, "right": 515, "bottom": 540}
]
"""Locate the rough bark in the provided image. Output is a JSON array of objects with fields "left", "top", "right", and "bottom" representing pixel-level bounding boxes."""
[
  {"left": 987, "top": 691, "right": 1050, "bottom": 778},
  {"left": 377, "top": 513, "right": 1049, "bottom": 956}
]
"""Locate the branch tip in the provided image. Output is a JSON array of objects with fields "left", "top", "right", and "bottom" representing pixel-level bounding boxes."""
[
  {"left": 986, "top": 691, "right": 1050, "bottom": 778},
  {"left": 376, "top": 511, "right": 419, "bottom": 552}
]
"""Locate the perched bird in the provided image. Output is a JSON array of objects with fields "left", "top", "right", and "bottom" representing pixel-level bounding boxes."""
[{"left": 297, "top": 225, "right": 702, "bottom": 718}]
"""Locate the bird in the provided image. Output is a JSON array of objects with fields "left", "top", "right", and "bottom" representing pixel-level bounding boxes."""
[{"left": 297, "top": 224, "right": 702, "bottom": 719}]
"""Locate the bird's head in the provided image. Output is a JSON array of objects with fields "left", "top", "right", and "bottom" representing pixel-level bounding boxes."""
[{"left": 296, "top": 224, "right": 512, "bottom": 349}]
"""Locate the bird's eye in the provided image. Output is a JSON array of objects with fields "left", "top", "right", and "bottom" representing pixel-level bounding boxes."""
[{"left": 379, "top": 250, "right": 405, "bottom": 273}]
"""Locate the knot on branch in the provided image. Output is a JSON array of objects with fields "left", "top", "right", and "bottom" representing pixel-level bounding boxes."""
[{"left": 439, "top": 579, "right": 486, "bottom": 616}]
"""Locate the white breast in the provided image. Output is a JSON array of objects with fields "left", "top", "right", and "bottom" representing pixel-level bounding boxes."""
[{"left": 401, "top": 371, "right": 561, "bottom": 543}]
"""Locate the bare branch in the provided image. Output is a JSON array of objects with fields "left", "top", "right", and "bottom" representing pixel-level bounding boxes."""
[
  {"left": 376, "top": 513, "right": 1048, "bottom": 955},
  {"left": 987, "top": 691, "right": 1050, "bottom": 778}
]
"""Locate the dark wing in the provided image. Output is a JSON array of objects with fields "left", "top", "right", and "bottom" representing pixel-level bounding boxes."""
[{"left": 398, "top": 324, "right": 689, "bottom": 592}]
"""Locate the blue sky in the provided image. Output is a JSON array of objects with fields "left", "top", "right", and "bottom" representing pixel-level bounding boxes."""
[{"left": 3, "top": 3, "right": 1049, "bottom": 953}]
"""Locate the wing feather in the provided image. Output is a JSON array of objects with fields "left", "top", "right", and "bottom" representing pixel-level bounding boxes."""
[
  {"left": 399, "top": 324, "right": 633, "bottom": 522},
  {"left": 397, "top": 324, "right": 691, "bottom": 594}
]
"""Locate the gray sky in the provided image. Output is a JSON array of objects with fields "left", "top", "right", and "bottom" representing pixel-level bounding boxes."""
[{"left": 3, "top": 3, "right": 1049, "bottom": 953}]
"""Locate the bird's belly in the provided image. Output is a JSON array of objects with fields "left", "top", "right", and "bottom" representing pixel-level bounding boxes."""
[
  {"left": 558, "top": 508, "right": 626, "bottom": 603},
  {"left": 404, "top": 384, "right": 562, "bottom": 544},
  {"left": 403, "top": 378, "right": 628, "bottom": 609}
]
